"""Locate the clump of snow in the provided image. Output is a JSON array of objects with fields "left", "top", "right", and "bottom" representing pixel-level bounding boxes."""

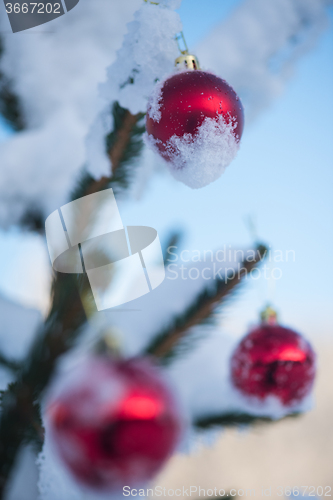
[
  {"left": 38, "top": 421, "right": 88, "bottom": 500},
  {"left": 0, "top": 228, "right": 51, "bottom": 312},
  {"left": 86, "top": 1, "right": 182, "bottom": 177},
  {"left": 100, "top": 2, "right": 181, "bottom": 115},
  {"left": 39, "top": 422, "right": 143, "bottom": 500},
  {"left": 5, "top": 445, "right": 39, "bottom": 500},
  {"left": 0, "top": 293, "right": 41, "bottom": 361},
  {"left": 0, "top": 109, "right": 87, "bottom": 228},
  {"left": 146, "top": 114, "right": 239, "bottom": 189},
  {"left": 147, "top": 78, "right": 165, "bottom": 123},
  {"left": 85, "top": 107, "right": 114, "bottom": 179},
  {"left": 0, "top": 292, "right": 41, "bottom": 391},
  {"left": 0, "top": 0, "right": 140, "bottom": 227}
]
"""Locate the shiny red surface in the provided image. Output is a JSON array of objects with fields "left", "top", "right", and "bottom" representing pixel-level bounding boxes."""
[
  {"left": 146, "top": 70, "right": 244, "bottom": 160},
  {"left": 47, "top": 357, "right": 182, "bottom": 491},
  {"left": 231, "top": 325, "right": 316, "bottom": 406}
]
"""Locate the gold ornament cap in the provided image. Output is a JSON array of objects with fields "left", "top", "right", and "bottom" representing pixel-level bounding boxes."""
[
  {"left": 175, "top": 54, "right": 200, "bottom": 71},
  {"left": 260, "top": 304, "right": 278, "bottom": 325},
  {"left": 174, "top": 32, "right": 200, "bottom": 70}
]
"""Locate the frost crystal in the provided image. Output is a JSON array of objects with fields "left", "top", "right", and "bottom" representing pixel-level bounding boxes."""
[
  {"left": 99, "top": 3, "right": 182, "bottom": 115},
  {"left": 146, "top": 114, "right": 240, "bottom": 189},
  {"left": 147, "top": 78, "right": 165, "bottom": 123}
]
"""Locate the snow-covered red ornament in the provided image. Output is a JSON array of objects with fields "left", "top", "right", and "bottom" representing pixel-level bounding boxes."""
[
  {"left": 146, "top": 53, "right": 244, "bottom": 188},
  {"left": 46, "top": 356, "right": 182, "bottom": 492},
  {"left": 231, "top": 306, "right": 316, "bottom": 406}
]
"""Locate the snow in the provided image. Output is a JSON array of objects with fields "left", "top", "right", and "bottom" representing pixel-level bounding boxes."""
[
  {"left": 99, "top": 2, "right": 181, "bottom": 115},
  {"left": 0, "top": 292, "right": 42, "bottom": 390},
  {"left": 5, "top": 446, "right": 39, "bottom": 500},
  {"left": 38, "top": 424, "right": 90, "bottom": 500},
  {"left": 0, "top": 109, "right": 87, "bottom": 228},
  {"left": 146, "top": 114, "right": 239, "bottom": 189},
  {"left": 0, "top": 0, "right": 331, "bottom": 226},
  {"left": 0, "top": 0, "right": 141, "bottom": 227},
  {"left": 85, "top": 108, "right": 114, "bottom": 179},
  {"left": 86, "top": 1, "right": 182, "bottom": 178},
  {"left": 0, "top": 292, "right": 41, "bottom": 360},
  {"left": 146, "top": 78, "right": 165, "bottom": 123},
  {"left": 0, "top": 228, "right": 51, "bottom": 313}
]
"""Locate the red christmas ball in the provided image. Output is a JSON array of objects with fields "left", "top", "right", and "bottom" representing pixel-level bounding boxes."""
[
  {"left": 146, "top": 70, "right": 244, "bottom": 188},
  {"left": 231, "top": 325, "right": 316, "bottom": 406},
  {"left": 46, "top": 356, "right": 182, "bottom": 491}
]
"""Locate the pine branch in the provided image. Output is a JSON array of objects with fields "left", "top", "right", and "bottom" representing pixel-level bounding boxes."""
[
  {"left": 145, "top": 244, "right": 268, "bottom": 361},
  {"left": 0, "top": 102, "right": 146, "bottom": 496},
  {"left": 163, "top": 230, "right": 184, "bottom": 265},
  {"left": 0, "top": 352, "right": 21, "bottom": 373},
  {"left": 19, "top": 207, "right": 45, "bottom": 234},
  {"left": 71, "top": 102, "right": 145, "bottom": 201},
  {"left": 15, "top": 102, "right": 145, "bottom": 235},
  {"left": 194, "top": 411, "right": 300, "bottom": 429},
  {"left": 0, "top": 273, "right": 91, "bottom": 495},
  {"left": 0, "top": 37, "right": 25, "bottom": 131}
]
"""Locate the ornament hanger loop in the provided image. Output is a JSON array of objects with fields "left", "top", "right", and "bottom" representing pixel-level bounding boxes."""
[
  {"left": 174, "top": 31, "right": 200, "bottom": 70},
  {"left": 143, "top": 0, "right": 199, "bottom": 70},
  {"left": 142, "top": 1, "right": 199, "bottom": 70},
  {"left": 175, "top": 32, "right": 189, "bottom": 55}
]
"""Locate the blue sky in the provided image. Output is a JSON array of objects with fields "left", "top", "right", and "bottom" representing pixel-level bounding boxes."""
[
  {"left": 118, "top": 1, "right": 333, "bottom": 338},
  {"left": 0, "top": 0, "right": 332, "bottom": 340}
]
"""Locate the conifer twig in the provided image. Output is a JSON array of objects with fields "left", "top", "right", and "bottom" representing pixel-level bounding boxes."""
[
  {"left": 0, "top": 353, "right": 21, "bottom": 373},
  {"left": 0, "top": 102, "right": 146, "bottom": 497},
  {"left": 194, "top": 411, "right": 300, "bottom": 429},
  {"left": 71, "top": 102, "right": 145, "bottom": 201},
  {"left": 145, "top": 244, "right": 267, "bottom": 361},
  {"left": 0, "top": 37, "right": 25, "bottom": 131}
]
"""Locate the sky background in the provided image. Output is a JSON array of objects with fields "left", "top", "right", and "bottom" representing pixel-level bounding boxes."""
[{"left": 0, "top": 0, "right": 332, "bottom": 340}]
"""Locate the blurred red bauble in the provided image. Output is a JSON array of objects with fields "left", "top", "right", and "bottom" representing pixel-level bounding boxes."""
[
  {"left": 46, "top": 356, "right": 182, "bottom": 492},
  {"left": 146, "top": 70, "right": 244, "bottom": 162},
  {"left": 231, "top": 324, "right": 316, "bottom": 406}
]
